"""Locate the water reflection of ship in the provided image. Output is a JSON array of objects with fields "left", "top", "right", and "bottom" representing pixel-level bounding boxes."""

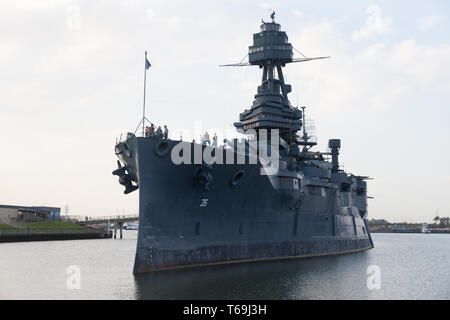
[{"left": 133, "top": 251, "right": 373, "bottom": 300}]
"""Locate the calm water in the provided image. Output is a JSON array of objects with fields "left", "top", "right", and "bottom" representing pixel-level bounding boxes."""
[{"left": 0, "top": 232, "right": 449, "bottom": 300}]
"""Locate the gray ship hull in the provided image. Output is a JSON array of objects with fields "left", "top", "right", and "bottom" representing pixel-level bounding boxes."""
[{"left": 115, "top": 136, "right": 373, "bottom": 273}]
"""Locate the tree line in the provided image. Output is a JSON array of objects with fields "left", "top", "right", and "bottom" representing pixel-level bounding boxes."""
[{"left": 433, "top": 216, "right": 450, "bottom": 227}]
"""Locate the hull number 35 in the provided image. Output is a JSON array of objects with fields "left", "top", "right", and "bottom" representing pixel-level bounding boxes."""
[{"left": 200, "top": 198, "right": 208, "bottom": 207}]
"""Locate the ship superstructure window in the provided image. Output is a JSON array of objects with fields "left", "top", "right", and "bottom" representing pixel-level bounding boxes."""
[
  {"left": 356, "top": 187, "right": 366, "bottom": 196},
  {"left": 341, "top": 183, "right": 351, "bottom": 192},
  {"left": 309, "top": 186, "right": 324, "bottom": 196},
  {"left": 249, "top": 46, "right": 264, "bottom": 53},
  {"left": 249, "top": 45, "right": 292, "bottom": 53},
  {"left": 271, "top": 45, "right": 291, "bottom": 50},
  {"left": 261, "top": 24, "right": 281, "bottom": 32}
]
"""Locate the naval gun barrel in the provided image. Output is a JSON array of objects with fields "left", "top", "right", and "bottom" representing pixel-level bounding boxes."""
[{"left": 328, "top": 139, "right": 341, "bottom": 172}]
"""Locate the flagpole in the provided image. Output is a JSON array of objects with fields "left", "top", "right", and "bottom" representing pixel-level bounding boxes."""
[{"left": 142, "top": 51, "right": 148, "bottom": 137}]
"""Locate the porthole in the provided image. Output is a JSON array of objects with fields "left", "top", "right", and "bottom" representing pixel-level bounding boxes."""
[
  {"left": 154, "top": 141, "right": 170, "bottom": 157},
  {"left": 230, "top": 170, "right": 245, "bottom": 186}
]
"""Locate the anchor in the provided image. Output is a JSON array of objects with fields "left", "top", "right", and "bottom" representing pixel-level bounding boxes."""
[{"left": 112, "top": 160, "right": 138, "bottom": 194}]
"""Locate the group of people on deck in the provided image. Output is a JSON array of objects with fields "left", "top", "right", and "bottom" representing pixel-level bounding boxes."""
[
  {"left": 201, "top": 132, "right": 218, "bottom": 147},
  {"left": 193, "top": 132, "right": 232, "bottom": 149},
  {"left": 145, "top": 124, "right": 168, "bottom": 139},
  {"left": 144, "top": 127, "right": 230, "bottom": 149}
]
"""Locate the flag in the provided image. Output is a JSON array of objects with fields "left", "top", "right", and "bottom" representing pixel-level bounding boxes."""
[{"left": 145, "top": 55, "right": 151, "bottom": 69}]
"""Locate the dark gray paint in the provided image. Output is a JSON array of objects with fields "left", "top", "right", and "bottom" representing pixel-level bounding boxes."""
[{"left": 113, "top": 18, "right": 373, "bottom": 273}]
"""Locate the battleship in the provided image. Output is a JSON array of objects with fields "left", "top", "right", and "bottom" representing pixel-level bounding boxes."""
[{"left": 113, "top": 13, "right": 374, "bottom": 273}]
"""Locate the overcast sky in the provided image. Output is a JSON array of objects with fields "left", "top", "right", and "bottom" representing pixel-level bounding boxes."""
[{"left": 0, "top": 0, "right": 449, "bottom": 222}]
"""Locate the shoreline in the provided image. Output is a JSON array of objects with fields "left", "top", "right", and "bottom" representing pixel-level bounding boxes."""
[{"left": 369, "top": 230, "right": 450, "bottom": 234}]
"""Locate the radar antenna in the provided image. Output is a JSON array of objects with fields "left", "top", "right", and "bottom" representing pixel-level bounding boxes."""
[{"left": 299, "top": 106, "right": 317, "bottom": 150}]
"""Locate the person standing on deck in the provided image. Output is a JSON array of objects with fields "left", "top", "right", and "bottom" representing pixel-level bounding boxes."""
[
  {"left": 203, "top": 132, "right": 211, "bottom": 145},
  {"left": 149, "top": 124, "right": 155, "bottom": 136},
  {"left": 156, "top": 126, "right": 162, "bottom": 137}
]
